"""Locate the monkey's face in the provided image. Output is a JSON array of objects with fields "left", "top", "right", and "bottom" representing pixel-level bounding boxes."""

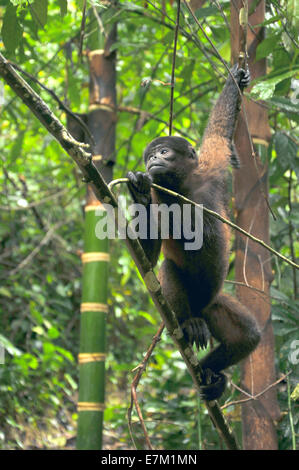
[{"left": 144, "top": 136, "right": 198, "bottom": 190}]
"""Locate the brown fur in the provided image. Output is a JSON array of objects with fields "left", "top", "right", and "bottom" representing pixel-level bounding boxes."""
[{"left": 127, "top": 66, "right": 260, "bottom": 400}]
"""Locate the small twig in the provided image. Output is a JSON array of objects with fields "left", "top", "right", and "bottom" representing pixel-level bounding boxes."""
[
  {"left": 169, "top": 0, "right": 181, "bottom": 136},
  {"left": 9, "top": 222, "right": 64, "bottom": 276},
  {"left": 78, "top": 0, "right": 87, "bottom": 59},
  {"left": 183, "top": 0, "right": 232, "bottom": 80},
  {"left": 212, "top": 0, "right": 230, "bottom": 32},
  {"left": 91, "top": 1, "right": 108, "bottom": 39},
  {"left": 8, "top": 61, "right": 94, "bottom": 145},
  {"left": 128, "top": 322, "right": 165, "bottom": 450},
  {"left": 144, "top": 0, "right": 218, "bottom": 67},
  {"left": 0, "top": 188, "right": 68, "bottom": 211},
  {"left": 108, "top": 178, "right": 299, "bottom": 270},
  {"left": 221, "top": 371, "right": 291, "bottom": 410}
]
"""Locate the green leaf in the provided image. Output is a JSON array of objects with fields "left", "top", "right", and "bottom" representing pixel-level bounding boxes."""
[
  {"left": 256, "top": 33, "right": 281, "bottom": 60},
  {"left": 139, "top": 311, "right": 157, "bottom": 325},
  {"left": 274, "top": 131, "right": 298, "bottom": 171},
  {"left": 30, "top": 0, "right": 48, "bottom": 28},
  {"left": 64, "top": 373, "right": 77, "bottom": 390},
  {"left": 48, "top": 327, "right": 60, "bottom": 339},
  {"left": 266, "top": 96, "right": 299, "bottom": 123},
  {"left": 27, "top": 355, "right": 39, "bottom": 369},
  {"left": 0, "top": 334, "right": 22, "bottom": 356},
  {"left": 32, "top": 326, "right": 45, "bottom": 335},
  {"left": 275, "top": 131, "right": 299, "bottom": 179},
  {"left": 43, "top": 342, "right": 55, "bottom": 355},
  {"left": 250, "top": 69, "right": 299, "bottom": 100},
  {"left": 1, "top": 4, "right": 23, "bottom": 54},
  {"left": 290, "top": 384, "right": 299, "bottom": 401},
  {"left": 0, "top": 287, "right": 12, "bottom": 298}
]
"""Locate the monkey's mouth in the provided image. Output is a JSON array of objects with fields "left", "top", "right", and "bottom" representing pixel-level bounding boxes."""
[{"left": 148, "top": 163, "right": 167, "bottom": 171}]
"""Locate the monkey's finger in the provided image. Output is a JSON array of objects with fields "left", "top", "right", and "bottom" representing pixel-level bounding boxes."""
[
  {"left": 194, "top": 329, "right": 201, "bottom": 350},
  {"left": 197, "top": 325, "right": 205, "bottom": 350},
  {"left": 182, "top": 320, "right": 194, "bottom": 346},
  {"left": 240, "top": 72, "right": 250, "bottom": 86},
  {"left": 237, "top": 68, "right": 251, "bottom": 89},
  {"left": 139, "top": 174, "right": 152, "bottom": 193},
  {"left": 126, "top": 171, "right": 139, "bottom": 189}
]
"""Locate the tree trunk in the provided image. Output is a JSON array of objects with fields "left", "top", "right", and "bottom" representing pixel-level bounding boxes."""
[
  {"left": 76, "top": 5, "right": 117, "bottom": 450},
  {"left": 230, "top": 0, "right": 280, "bottom": 450}
]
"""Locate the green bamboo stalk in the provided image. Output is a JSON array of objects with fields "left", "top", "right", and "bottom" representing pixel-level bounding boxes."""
[
  {"left": 76, "top": 1, "right": 117, "bottom": 449},
  {"left": 77, "top": 207, "right": 109, "bottom": 449}
]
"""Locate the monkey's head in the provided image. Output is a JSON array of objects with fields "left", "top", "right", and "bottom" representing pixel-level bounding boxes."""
[{"left": 143, "top": 136, "right": 198, "bottom": 189}]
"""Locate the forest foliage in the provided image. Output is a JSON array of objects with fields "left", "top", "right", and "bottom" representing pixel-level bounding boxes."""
[{"left": 0, "top": 0, "right": 298, "bottom": 449}]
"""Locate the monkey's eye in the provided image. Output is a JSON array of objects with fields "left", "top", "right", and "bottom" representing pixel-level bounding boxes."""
[
  {"left": 160, "top": 148, "right": 168, "bottom": 155},
  {"left": 189, "top": 148, "right": 196, "bottom": 159}
]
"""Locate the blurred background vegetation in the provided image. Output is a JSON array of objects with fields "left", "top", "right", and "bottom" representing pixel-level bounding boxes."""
[{"left": 0, "top": 0, "right": 298, "bottom": 449}]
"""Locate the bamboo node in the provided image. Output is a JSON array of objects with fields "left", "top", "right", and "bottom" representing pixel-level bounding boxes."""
[
  {"left": 88, "top": 49, "right": 105, "bottom": 57},
  {"left": 80, "top": 302, "right": 108, "bottom": 313},
  {"left": 89, "top": 103, "right": 115, "bottom": 113},
  {"left": 252, "top": 137, "right": 269, "bottom": 147},
  {"left": 81, "top": 252, "right": 110, "bottom": 263},
  {"left": 85, "top": 203, "right": 106, "bottom": 212},
  {"left": 78, "top": 352, "right": 106, "bottom": 363},
  {"left": 77, "top": 402, "right": 105, "bottom": 412}
]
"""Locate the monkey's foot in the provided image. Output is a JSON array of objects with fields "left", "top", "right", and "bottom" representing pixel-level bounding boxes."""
[
  {"left": 181, "top": 317, "right": 211, "bottom": 350},
  {"left": 199, "top": 369, "right": 227, "bottom": 401}
]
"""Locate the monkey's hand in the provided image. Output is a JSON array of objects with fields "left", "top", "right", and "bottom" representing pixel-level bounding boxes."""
[
  {"left": 127, "top": 171, "right": 152, "bottom": 206},
  {"left": 181, "top": 317, "right": 211, "bottom": 350},
  {"left": 199, "top": 369, "right": 227, "bottom": 401},
  {"left": 230, "top": 63, "right": 250, "bottom": 91}
]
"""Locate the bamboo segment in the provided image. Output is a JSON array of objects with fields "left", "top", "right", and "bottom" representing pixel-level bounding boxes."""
[
  {"left": 77, "top": 208, "right": 110, "bottom": 450},
  {"left": 76, "top": 8, "right": 116, "bottom": 449}
]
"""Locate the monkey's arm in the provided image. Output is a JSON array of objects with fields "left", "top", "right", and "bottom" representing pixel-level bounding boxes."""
[
  {"left": 199, "top": 65, "right": 249, "bottom": 170},
  {"left": 127, "top": 171, "right": 162, "bottom": 267}
]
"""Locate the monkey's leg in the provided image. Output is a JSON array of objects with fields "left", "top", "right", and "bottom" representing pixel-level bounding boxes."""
[
  {"left": 199, "top": 293, "right": 261, "bottom": 400},
  {"left": 159, "top": 258, "right": 190, "bottom": 322},
  {"left": 159, "top": 259, "right": 210, "bottom": 349}
]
